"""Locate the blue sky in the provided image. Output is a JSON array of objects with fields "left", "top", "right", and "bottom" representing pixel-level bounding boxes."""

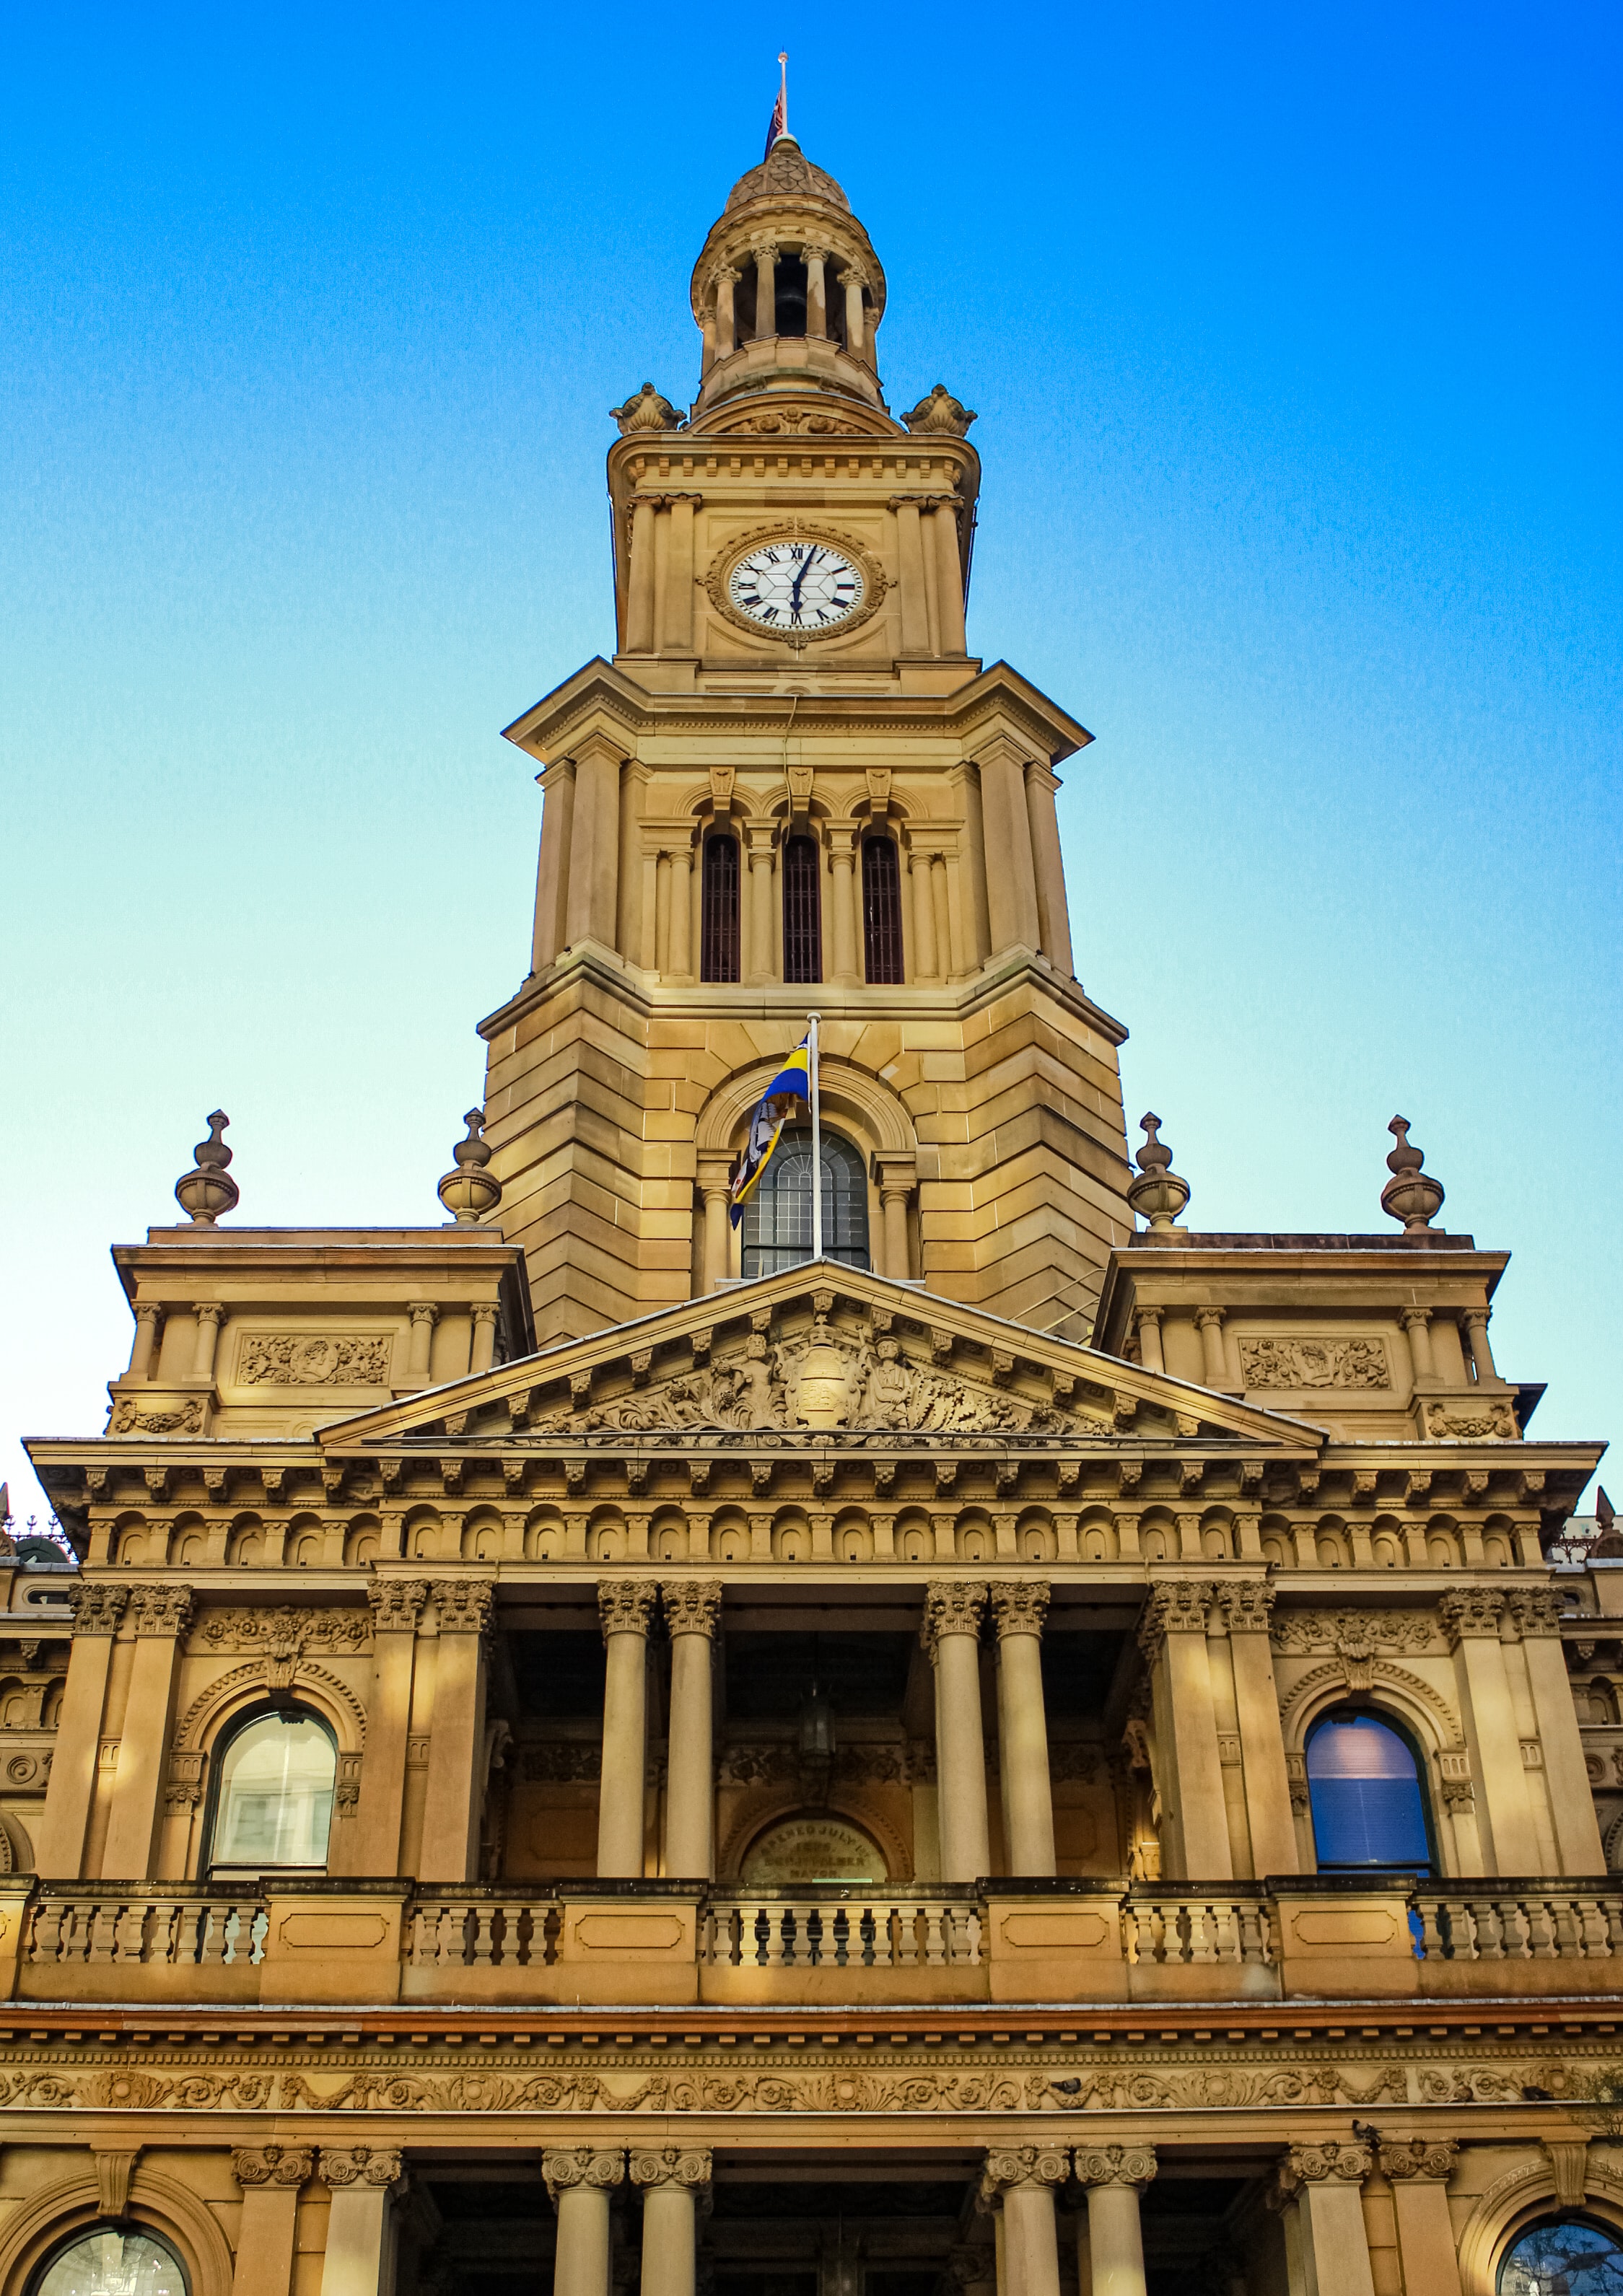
[{"left": 2, "top": 3, "right": 1619, "bottom": 1517}]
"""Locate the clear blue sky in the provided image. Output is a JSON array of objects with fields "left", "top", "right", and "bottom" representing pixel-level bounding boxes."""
[{"left": 4, "top": 4, "right": 1619, "bottom": 1519}]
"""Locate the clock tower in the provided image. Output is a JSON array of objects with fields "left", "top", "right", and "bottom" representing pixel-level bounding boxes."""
[{"left": 481, "top": 132, "right": 1136, "bottom": 1344}]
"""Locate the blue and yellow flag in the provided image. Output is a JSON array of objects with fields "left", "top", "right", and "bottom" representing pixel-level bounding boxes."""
[{"left": 729, "top": 1033, "right": 812, "bottom": 1227}]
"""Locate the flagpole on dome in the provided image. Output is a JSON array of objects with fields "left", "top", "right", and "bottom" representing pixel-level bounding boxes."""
[
  {"left": 808, "top": 1009, "right": 823, "bottom": 1263},
  {"left": 766, "top": 51, "right": 789, "bottom": 156}
]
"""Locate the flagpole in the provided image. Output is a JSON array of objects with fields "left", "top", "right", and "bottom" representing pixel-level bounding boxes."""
[
  {"left": 779, "top": 50, "right": 789, "bottom": 139},
  {"left": 807, "top": 1010, "right": 822, "bottom": 1262}
]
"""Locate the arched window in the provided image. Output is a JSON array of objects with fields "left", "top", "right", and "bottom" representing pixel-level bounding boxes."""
[
  {"left": 1305, "top": 1708, "right": 1432, "bottom": 1875},
  {"left": 1498, "top": 2217, "right": 1623, "bottom": 2294},
  {"left": 782, "top": 834, "right": 823, "bottom": 983},
  {"left": 34, "top": 2229, "right": 188, "bottom": 2296},
  {"left": 862, "top": 836, "right": 904, "bottom": 983},
  {"left": 206, "top": 1706, "right": 336, "bottom": 1874},
  {"left": 701, "top": 833, "right": 740, "bottom": 983},
  {"left": 774, "top": 258, "right": 809, "bottom": 338},
  {"left": 741, "top": 1127, "right": 870, "bottom": 1276}
]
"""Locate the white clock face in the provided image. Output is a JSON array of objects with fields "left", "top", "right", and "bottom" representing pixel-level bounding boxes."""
[{"left": 727, "top": 540, "right": 864, "bottom": 632}]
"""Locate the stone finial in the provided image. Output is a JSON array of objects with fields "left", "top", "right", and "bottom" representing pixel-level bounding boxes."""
[
  {"left": 609, "top": 382, "right": 685, "bottom": 435},
  {"left": 1126, "top": 1112, "right": 1190, "bottom": 1233},
  {"left": 437, "top": 1108, "right": 502, "bottom": 1226},
  {"left": 174, "top": 1111, "right": 239, "bottom": 1225},
  {"left": 901, "top": 383, "right": 977, "bottom": 437},
  {"left": 1380, "top": 1115, "right": 1445, "bottom": 1233}
]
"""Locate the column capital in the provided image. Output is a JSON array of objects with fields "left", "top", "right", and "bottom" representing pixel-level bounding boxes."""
[
  {"left": 1274, "top": 2140, "right": 1371, "bottom": 2196},
  {"left": 629, "top": 2147, "right": 712, "bottom": 2191},
  {"left": 1439, "top": 1587, "right": 1507, "bottom": 1645},
  {"left": 471, "top": 1302, "right": 499, "bottom": 1328},
  {"left": 1464, "top": 1307, "right": 1491, "bottom": 1331},
  {"left": 922, "top": 1580, "right": 987, "bottom": 1654},
  {"left": 1134, "top": 1305, "right": 1163, "bottom": 1329},
  {"left": 232, "top": 2146, "right": 314, "bottom": 2188},
  {"left": 1137, "top": 1579, "right": 1215, "bottom": 1663},
  {"left": 543, "top": 2147, "right": 625, "bottom": 2203},
  {"left": 1193, "top": 1307, "right": 1225, "bottom": 1330},
  {"left": 317, "top": 2147, "right": 406, "bottom": 2192},
  {"left": 1217, "top": 1579, "right": 1276, "bottom": 1634},
  {"left": 432, "top": 1579, "right": 495, "bottom": 1636},
  {"left": 600, "top": 1579, "right": 658, "bottom": 1639},
  {"left": 977, "top": 2144, "right": 1069, "bottom": 2201},
  {"left": 408, "top": 1300, "right": 439, "bottom": 1328},
  {"left": 134, "top": 1300, "right": 163, "bottom": 1327},
  {"left": 130, "top": 1585, "right": 194, "bottom": 1638},
  {"left": 1506, "top": 1589, "right": 1565, "bottom": 1639},
  {"left": 367, "top": 1577, "right": 429, "bottom": 1633},
  {"left": 800, "top": 242, "right": 831, "bottom": 264},
  {"left": 1073, "top": 2144, "right": 1158, "bottom": 2191},
  {"left": 1378, "top": 2138, "right": 1458, "bottom": 2183},
  {"left": 989, "top": 1581, "right": 1050, "bottom": 1639},
  {"left": 66, "top": 1584, "right": 129, "bottom": 1637},
  {"left": 662, "top": 1579, "right": 722, "bottom": 1638},
  {"left": 193, "top": 1300, "right": 226, "bottom": 1329},
  {"left": 1399, "top": 1307, "right": 1432, "bottom": 1332}
]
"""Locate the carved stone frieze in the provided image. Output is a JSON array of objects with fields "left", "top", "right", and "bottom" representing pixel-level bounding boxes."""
[
  {"left": 1270, "top": 1608, "right": 1440, "bottom": 1658},
  {"left": 1425, "top": 1402, "right": 1518, "bottom": 1441},
  {"left": 237, "top": 1335, "right": 393, "bottom": 1388},
  {"left": 1239, "top": 1337, "right": 1388, "bottom": 1390},
  {"left": 521, "top": 1741, "right": 602, "bottom": 1782},
  {"left": 193, "top": 1605, "right": 372, "bottom": 1656},
  {"left": 109, "top": 1399, "right": 204, "bottom": 1437}
]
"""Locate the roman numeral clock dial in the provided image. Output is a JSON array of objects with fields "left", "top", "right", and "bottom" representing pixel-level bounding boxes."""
[{"left": 726, "top": 540, "right": 864, "bottom": 632}]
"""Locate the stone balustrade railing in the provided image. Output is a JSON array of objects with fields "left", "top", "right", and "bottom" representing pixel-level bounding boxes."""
[{"left": 4, "top": 1876, "right": 1623, "bottom": 2007}]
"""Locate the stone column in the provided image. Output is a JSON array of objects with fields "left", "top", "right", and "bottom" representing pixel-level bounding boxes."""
[
  {"left": 828, "top": 828, "right": 859, "bottom": 982},
  {"left": 655, "top": 851, "right": 674, "bottom": 973},
  {"left": 127, "top": 1302, "right": 162, "bottom": 1377},
  {"left": 418, "top": 1580, "right": 494, "bottom": 1883},
  {"left": 1022, "top": 763, "right": 1072, "bottom": 974},
  {"left": 406, "top": 1302, "right": 437, "bottom": 1388},
  {"left": 598, "top": 1580, "right": 656, "bottom": 1875},
  {"left": 563, "top": 732, "right": 626, "bottom": 952},
  {"left": 1217, "top": 1583, "right": 1299, "bottom": 1877},
  {"left": 802, "top": 246, "right": 829, "bottom": 336},
  {"left": 231, "top": 2149, "right": 314, "bottom": 2296},
  {"left": 1463, "top": 1309, "right": 1497, "bottom": 1383},
  {"left": 531, "top": 761, "right": 577, "bottom": 973},
  {"left": 1510, "top": 1590, "right": 1606, "bottom": 1870},
  {"left": 1138, "top": 1582, "right": 1232, "bottom": 1879},
  {"left": 839, "top": 268, "right": 867, "bottom": 358},
  {"left": 1440, "top": 1590, "right": 1540, "bottom": 1874},
  {"left": 316, "top": 2148, "right": 406, "bottom": 2296},
  {"left": 931, "top": 501, "right": 968, "bottom": 654},
  {"left": 37, "top": 1584, "right": 128, "bottom": 1877},
  {"left": 662, "top": 1582, "right": 720, "bottom": 1877},
  {"left": 980, "top": 2147, "right": 1067, "bottom": 2296},
  {"left": 626, "top": 496, "right": 658, "bottom": 651},
  {"left": 923, "top": 1583, "right": 991, "bottom": 1882},
  {"left": 104, "top": 1586, "right": 193, "bottom": 1879},
  {"left": 991, "top": 1582, "right": 1057, "bottom": 1876},
  {"left": 1133, "top": 1309, "right": 1164, "bottom": 1374},
  {"left": 470, "top": 1305, "right": 499, "bottom": 1377},
  {"left": 911, "top": 846, "right": 940, "bottom": 978},
  {"left": 1378, "top": 2142, "right": 1462, "bottom": 2296},
  {"left": 712, "top": 267, "right": 738, "bottom": 359},
  {"left": 974, "top": 739, "right": 1043, "bottom": 955},
  {"left": 875, "top": 1161, "right": 913, "bottom": 1280},
  {"left": 1274, "top": 2144, "right": 1375, "bottom": 2296},
  {"left": 1399, "top": 1308, "right": 1435, "bottom": 1381},
  {"left": 893, "top": 498, "right": 931, "bottom": 654},
  {"left": 745, "top": 825, "right": 776, "bottom": 984},
  {"left": 696, "top": 1157, "right": 733, "bottom": 1293},
  {"left": 752, "top": 241, "right": 778, "bottom": 338},
  {"left": 191, "top": 1301, "right": 225, "bottom": 1382},
  {"left": 1074, "top": 2146, "right": 1156, "bottom": 2296},
  {"left": 1194, "top": 1308, "right": 1228, "bottom": 1390},
  {"left": 663, "top": 495, "right": 698, "bottom": 654},
  {"left": 631, "top": 2148, "right": 711, "bottom": 2296},
  {"left": 544, "top": 2149, "right": 624, "bottom": 2296},
  {"left": 356, "top": 1580, "right": 427, "bottom": 1878}
]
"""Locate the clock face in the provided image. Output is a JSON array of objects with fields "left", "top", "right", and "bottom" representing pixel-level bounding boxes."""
[{"left": 727, "top": 539, "right": 864, "bottom": 633}]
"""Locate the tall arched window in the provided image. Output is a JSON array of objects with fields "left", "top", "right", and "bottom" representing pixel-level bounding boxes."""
[
  {"left": 701, "top": 833, "right": 740, "bottom": 982},
  {"left": 741, "top": 1127, "right": 870, "bottom": 1276},
  {"left": 206, "top": 1706, "right": 336, "bottom": 1874},
  {"left": 782, "top": 834, "right": 823, "bottom": 983},
  {"left": 862, "top": 836, "right": 904, "bottom": 983},
  {"left": 1305, "top": 1708, "right": 1432, "bottom": 1874}
]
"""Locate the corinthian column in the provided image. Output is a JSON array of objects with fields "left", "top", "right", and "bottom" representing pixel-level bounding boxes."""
[
  {"left": 1074, "top": 2146, "right": 1156, "bottom": 2296},
  {"left": 103, "top": 1585, "right": 193, "bottom": 1879},
  {"left": 231, "top": 2149, "right": 314, "bottom": 2296},
  {"left": 1272, "top": 2142, "right": 1375, "bottom": 2296},
  {"left": 752, "top": 242, "right": 778, "bottom": 338},
  {"left": 991, "top": 1582, "right": 1056, "bottom": 1876},
  {"left": 662, "top": 1581, "right": 721, "bottom": 1877},
  {"left": 545, "top": 2150, "right": 624, "bottom": 2296},
  {"left": 631, "top": 2149, "right": 712, "bottom": 2296},
  {"left": 419, "top": 1579, "right": 494, "bottom": 1883},
  {"left": 598, "top": 1580, "right": 656, "bottom": 1875},
  {"left": 316, "top": 2149, "right": 406, "bottom": 2296},
  {"left": 979, "top": 2147, "right": 1067, "bottom": 2296},
  {"left": 37, "top": 1583, "right": 128, "bottom": 1877},
  {"left": 1137, "top": 1581, "right": 1231, "bottom": 1878},
  {"left": 1216, "top": 1582, "right": 1298, "bottom": 1877},
  {"left": 922, "top": 1583, "right": 990, "bottom": 1881}
]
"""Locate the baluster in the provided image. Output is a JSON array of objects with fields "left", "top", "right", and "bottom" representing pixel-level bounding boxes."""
[
  {"left": 1552, "top": 1898, "right": 1583, "bottom": 1959},
  {"left": 965, "top": 1904, "right": 984, "bottom": 1964},
  {"left": 185, "top": 1901, "right": 214, "bottom": 1966},
  {"left": 170, "top": 1899, "right": 202, "bottom": 1965},
  {"left": 29, "top": 1901, "right": 62, "bottom": 1964},
  {"left": 805, "top": 1907, "right": 823, "bottom": 1966},
  {"left": 1192, "top": 1902, "right": 1219, "bottom": 1964},
  {"left": 1412, "top": 1896, "right": 1445, "bottom": 1960},
  {"left": 411, "top": 1907, "right": 434, "bottom": 1964},
  {"left": 1121, "top": 1902, "right": 1142, "bottom": 1965},
  {"left": 1236, "top": 1898, "right": 1265, "bottom": 1964},
  {"left": 89, "top": 1902, "right": 120, "bottom": 1964},
  {"left": 1472, "top": 1898, "right": 1505, "bottom": 1959},
  {"left": 1496, "top": 1897, "right": 1531, "bottom": 1960},
  {"left": 923, "top": 1903, "right": 947, "bottom": 1967},
  {"left": 832, "top": 1908, "right": 849, "bottom": 1967},
  {"left": 859, "top": 1907, "right": 877, "bottom": 1966},
  {"left": 1524, "top": 1897, "right": 1558, "bottom": 1958},
  {"left": 1578, "top": 1895, "right": 1611, "bottom": 1957},
  {"left": 1212, "top": 1901, "right": 1240, "bottom": 1963},
  {"left": 146, "top": 1898, "right": 178, "bottom": 1966},
  {"left": 472, "top": 1903, "right": 496, "bottom": 1966},
  {"left": 1604, "top": 1897, "right": 1623, "bottom": 1955}
]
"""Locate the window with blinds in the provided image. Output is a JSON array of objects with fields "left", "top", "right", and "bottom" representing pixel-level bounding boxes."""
[
  {"left": 740, "top": 1128, "right": 870, "bottom": 1277},
  {"left": 782, "top": 834, "right": 823, "bottom": 984},
  {"left": 862, "top": 836, "right": 904, "bottom": 984},
  {"left": 701, "top": 833, "right": 741, "bottom": 982}
]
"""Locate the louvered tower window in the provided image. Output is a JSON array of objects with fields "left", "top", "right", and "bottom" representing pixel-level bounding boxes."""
[
  {"left": 701, "top": 833, "right": 740, "bottom": 983},
  {"left": 782, "top": 834, "right": 823, "bottom": 984},
  {"left": 741, "top": 1128, "right": 870, "bottom": 1277},
  {"left": 862, "top": 836, "right": 904, "bottom": 984}
]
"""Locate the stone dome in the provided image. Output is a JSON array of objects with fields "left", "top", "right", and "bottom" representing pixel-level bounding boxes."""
[{"left": 724, "top": 135, "right": 850, "bottom": 214}]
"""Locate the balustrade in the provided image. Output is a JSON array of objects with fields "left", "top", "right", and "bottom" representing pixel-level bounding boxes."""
[{"left": 701, "top": 1887, "right": 981, "bottom": 1971}]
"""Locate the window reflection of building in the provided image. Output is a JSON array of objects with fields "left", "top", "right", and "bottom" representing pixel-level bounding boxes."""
[
  {"left": 206, "top": 1707, "right": 336, "bottom": 1874},
  {"left": 1497, "top": 2217, "right": 1623, "bottom": 2295},
  {"left": 741, "top": 1128, "right": 870, "bottom": 1276},
  {"left": 33, "top": 2229, "right": 188, "bottom": 2296},
  {"left": 1305, "top": 1709, "right": 1433, "bottom": 1875}
]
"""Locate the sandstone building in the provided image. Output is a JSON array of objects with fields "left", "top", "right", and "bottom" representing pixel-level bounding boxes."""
[{"left": 9, "top": 131, "right": 1623, "bottom": 2296}]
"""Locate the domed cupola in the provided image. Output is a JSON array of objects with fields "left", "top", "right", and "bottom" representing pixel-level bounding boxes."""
[{"left": 688, "top": 134, "right": 891, "bottom": 426}]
